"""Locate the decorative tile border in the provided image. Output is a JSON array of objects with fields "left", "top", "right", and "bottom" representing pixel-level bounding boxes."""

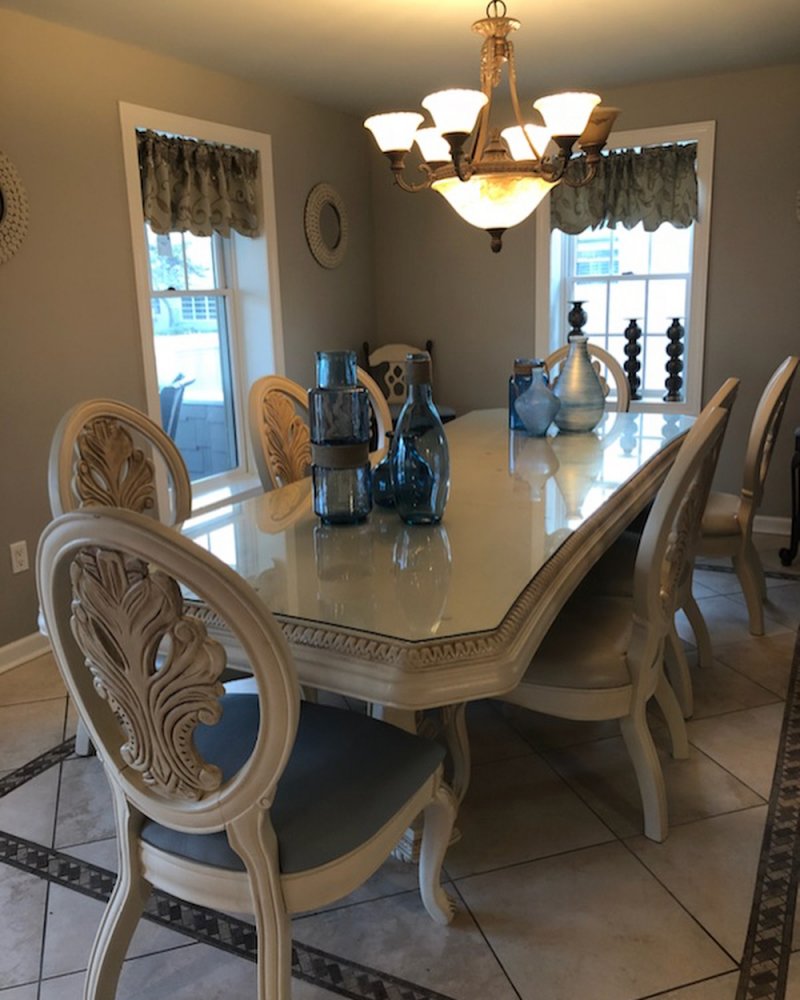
[
  {"left": 736, "top": 627, "right": 800, "bottom": 1000},
  {"left": 0, "top": 744, "right": 456, "bottom": 1000}
]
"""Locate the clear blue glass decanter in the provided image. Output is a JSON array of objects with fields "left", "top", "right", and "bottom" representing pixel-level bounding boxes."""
[
  {"left": 308, "top": 350, "right": 372, "bottom": 524},
  {"left": 391, "top": 353, "right": 450, "bottom": 525}
]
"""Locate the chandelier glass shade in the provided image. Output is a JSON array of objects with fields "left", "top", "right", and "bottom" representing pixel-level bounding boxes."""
[{"left": 364, "top": 1, "right": 620, "bottom": 252}]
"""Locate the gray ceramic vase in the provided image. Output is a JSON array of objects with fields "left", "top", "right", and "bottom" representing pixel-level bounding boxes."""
[
  {"left": 553, "top": 337, "right": 605, "bottom": 433},
  {"left": 513, "top": 363, "right": 560, "bottom": 436}
]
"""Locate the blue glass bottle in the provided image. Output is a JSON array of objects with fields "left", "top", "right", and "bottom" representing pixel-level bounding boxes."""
[
  {"left": 308, "top": 350, "right": 372, "bottom": 524},
  {"left": 392, "top": 353, "right": 450, "bottom": 525}
]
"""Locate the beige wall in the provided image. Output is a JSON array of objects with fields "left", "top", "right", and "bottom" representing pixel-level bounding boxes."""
[
  {"left": 370, "top": 63, "right": 800, "bottom": 521},
  {"left": 0, "top": 9, "right": 376, "bottom": 646}
]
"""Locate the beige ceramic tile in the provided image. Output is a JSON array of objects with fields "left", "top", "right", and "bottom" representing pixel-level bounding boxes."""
[
  {"left": 0, "top": 984, "right": 40, "bottom": 1000},
  {"left": 653, "top": 971, "right": 738, "bottom": 998},
  {"left": 0, "top": 653, "right": 66, "bottom": 706},
  {"left": 687, "top": 703, "right": 784, "bottom": 798},
  {"left": 42, "top": 882, "right": 194, "bottom": 980},
  {"left": 688, "top": 655, "right": 781, "bottom": 718},
  {"left": 713, "top": 631, "right": 796, "bottom": 698},
  {"left": 496, "top": 700, "right": 621, "bottom": 749},
  {"left": 762, "top": 582, "right": 800, "bottom": 629},
  {"left": 543, "top": 729, "right": 763, "bottom": 839},
  {"left": 54, "top": 755, "right": 116, "bottom": 848},
  {"left": 456, "top": 841, "right": 733, "bottom": 1000},
  {"left": 627, "top": 805, "right": 766, "bottom": 957},
  {"left": 692, "top": 567, "right": 744, "bottom": 597},
  {"left": 463, "top": 698, "right": 537, "bottom": 765},
  {"left": 0, "top": 865, "right": 49, "bottom": 989},
  {"left": 786, "top": 950, "right": 800, "bottom": 999},
  {"left": 0, "top": 766, "right": 60, "bottom": 844},
  {"left": 294, "top": 888, "right": 519, "bottom": 1000},
  {"left": 0, "top": 698, "right": 68, "bottom": 771},
  {"left": 676, "top": 594, "right": 790, "bottom": 648},
  {"left": 444, "top": 752, "right": 614, "bottom": 878}
]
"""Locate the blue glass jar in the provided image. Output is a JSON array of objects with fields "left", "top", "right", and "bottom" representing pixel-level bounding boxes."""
[
  {"left": 514, "top": 361, "right": 560, "bottom": 436},
  {"left": 508, "top": 358, "right": 534, "bottom": 430},
  {"left": 392, "top": 353, "right": 450, "bottom": 525},
  {"left": 309, "top": 350, "right": 372, "bottom": 525}
]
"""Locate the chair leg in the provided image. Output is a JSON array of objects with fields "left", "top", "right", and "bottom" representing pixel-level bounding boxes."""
[
  {"left": 418, "top": 780, "right": 457, "bottom": 925},
  {"left": 733, "top": 542, "right": 766, "bottom": 636},
  {"left": 85, "top": 868, "right": 150, "bottom": 999},
  {"left": 683, "top": 593, "right": 714, "bottom": 670},
  {"left": 619, "top": 704, "right": 668, "bottom": 843},
  {"left": 229, "top": 813, "right": 292, "bottom": 1000},
  {"left": 654, "top": 671, "right": 689, "bottom": 760},
  {"left": 664, "top": 625, "right": 693, "bottom": 719}
]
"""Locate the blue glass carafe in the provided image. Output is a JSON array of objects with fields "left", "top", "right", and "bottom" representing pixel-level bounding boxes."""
[
  {"left": 391, "top": 353, "right": 450, "bottom": 525},
  {"left": 308, "top": 350, "right": 372, "bottom": 524}
]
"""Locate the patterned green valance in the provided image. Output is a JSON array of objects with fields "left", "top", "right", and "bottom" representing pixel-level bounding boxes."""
[
  {"left": 137, "top": 129, "right": 261, "bottom": 238},
  {"left": 550, "top": 142, "right": 698, "bottom": 235}
]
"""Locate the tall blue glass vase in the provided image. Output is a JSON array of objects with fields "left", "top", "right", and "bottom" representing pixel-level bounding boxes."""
[
  {"left": 309, "top": 350, "right": 372, "bottom": 524},
  {"left": 392, "top": 353, "right": 450, "bottom": 525}
]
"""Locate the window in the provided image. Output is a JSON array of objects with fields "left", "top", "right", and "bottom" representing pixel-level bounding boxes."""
[
  {"left": 535, "top": 122, "right": 715, "bottom": 413},
  {"left": 120, "top": 104, "right": 285, "bottom": 509}
]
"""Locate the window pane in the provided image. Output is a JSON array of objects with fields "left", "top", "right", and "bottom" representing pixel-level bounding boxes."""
[
  {"left": 608, "top": 280, "right": 646, "bottom": 334},
  {"left": 151, "top": 294, "right": 238, "bottom": 482},
  {"left": 646, "top": 278, "right": 688, "bottom": 333},
  {"left": 643, "top": 334, "right": 669, "bottom": 397},
  {"left": 184, "top": 233, "right": 217, "bottom": 290},
  {"left": 147, "top": 229, "right": 187, "bottom": 291},
  {"left": 575, "top": 230, "right": 615, "bottom": 276},
  {"left": 650, "top": 224, "right": 693, "bottom": 274},
  {"left": 616, "top": 225, "right": 651, "bottom": 275},
  {"left": 571, "top": 282, "right": 607, "bottom": 337}
]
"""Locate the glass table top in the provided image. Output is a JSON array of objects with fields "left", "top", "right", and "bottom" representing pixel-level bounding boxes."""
[{"left": 183, "top": 409, "right": 693, "bottom": 643}]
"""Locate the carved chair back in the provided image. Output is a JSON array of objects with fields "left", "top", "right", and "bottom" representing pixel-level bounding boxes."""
[
  {"left": 739, "top": 356, "right": 799, "bottom": 526},
  {"left": 248, "top": 376, "right": 312, "bottom": 490},
  {"left": 630, "top": 403, "right": 730, "bottom": 694},
  {"left": 544, "top": 343, "right": 631, "bottom": 413},
  {"left": 49, "top": 399, "right": 192, "bottom": 526},
  {"left": 363, "top": 340, "right": 434, "bottom": 409},
  {"left": 37, "top": 507, "right": 299, "bottom": 836}
]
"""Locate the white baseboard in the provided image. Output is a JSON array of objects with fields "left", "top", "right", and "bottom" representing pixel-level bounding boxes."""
[
  {"left": 755, "top": 515, "right": 791, "bottom": 537},
  {"left": 0, "top": 633, "right": 51, "bottom": 675}
]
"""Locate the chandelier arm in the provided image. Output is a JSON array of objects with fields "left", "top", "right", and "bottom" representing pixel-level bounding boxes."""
[
  {"left": 392, "top": 161, "right": 435, "bottom": 193},
  {"left": 506, "top": 44, "right": 539, "bottom": 162},
  {"left": 560, "top": 156, "right": 600, "bottom": 188}
]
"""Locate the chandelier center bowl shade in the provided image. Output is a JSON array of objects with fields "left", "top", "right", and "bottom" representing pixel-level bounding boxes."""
[{"left": 364, "top": 1, "right": 620, "bottom": 252}]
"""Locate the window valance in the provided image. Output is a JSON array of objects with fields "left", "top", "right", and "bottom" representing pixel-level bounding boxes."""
[
  {"left": 550, "top": 142, "right": 698, "bottom": 235},
  {"left": 137, "top": 129, "right": 261, "bottom": 238}
]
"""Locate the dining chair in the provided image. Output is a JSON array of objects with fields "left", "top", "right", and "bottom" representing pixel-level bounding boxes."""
[
  {"left": 574, "top": 378, "right": 740, "bottom": 718},
  {"left": 498, "top": 400, "right": 731, "bottom": 842},
  {"left": 36, "top": 506, "right": 456, "bottom": 1000},
  {"left": 48, "top": 397, "right": 192, "bottom": 526},
  {"left": 362, "top": 340, "right": 457, "bottom": 424},
  {"left": 248, "top": 370, "right": 391, "bottom": 491},
  {"left": 696, "top": 355, "right": 799, "bottom": 636},
  {"left": 544, "top": 342, "right": 631, "bottom": 412}
]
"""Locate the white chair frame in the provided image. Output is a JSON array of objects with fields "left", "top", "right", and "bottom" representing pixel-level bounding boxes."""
[
  {"left": 48, "top": 398, "right": 192, "bottom": 526},
  {"left": 697, "top": 355, "right": 799, "bottom": 636},
  {"left": 500, "top": 403, "right": 730, "bottom": 841},
  {"left": 37, "top": 507, "right": 456, "bottom": 1000}
]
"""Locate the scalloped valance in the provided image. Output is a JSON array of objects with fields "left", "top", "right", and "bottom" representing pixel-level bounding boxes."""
[
  {"left": 137, "top": 129, "right": 261, "bottom": 238},
  {"left": 550, "top": 142, "right": 698, "bottom": 235}
]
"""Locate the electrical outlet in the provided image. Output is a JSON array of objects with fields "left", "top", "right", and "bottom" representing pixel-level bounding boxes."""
[{"left": 10, "top": 540, "right": 29, "bottom": 574}]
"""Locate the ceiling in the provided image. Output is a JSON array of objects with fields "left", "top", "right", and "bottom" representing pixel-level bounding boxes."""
[{"left": 6, "top": 0, "right": 800, "bottom": 117}]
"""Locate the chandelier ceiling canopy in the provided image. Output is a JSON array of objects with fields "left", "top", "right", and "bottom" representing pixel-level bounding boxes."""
[{"left": 364, "top": 1, "right": 620, "bottom": 252}]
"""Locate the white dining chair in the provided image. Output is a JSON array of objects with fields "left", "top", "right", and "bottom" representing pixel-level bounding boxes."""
[
  {"left": 544, "top": 342, "right": 631, "bottom": 412},
  {"left": 362, "top": 340, "right": 457, "bottom": 424},
  {"left": 499, "top": 400, "right": 731, "bottom": 841},
  {"left": 48, "top": 397, "right": 192, "bottom": 525},
  {"left": 697, "top": 355, "right": 799, "bottom": 636},
  {"left": 37, "top": 506, "right": 456, "bottom": 1000}
]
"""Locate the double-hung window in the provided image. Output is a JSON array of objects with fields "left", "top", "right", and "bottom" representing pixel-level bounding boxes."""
[
  {"left": 535, "top": 121, "right": 715, "bottom": 413},
  {"left": 120, "top": 104, "right": 285, "bottom": 510}
]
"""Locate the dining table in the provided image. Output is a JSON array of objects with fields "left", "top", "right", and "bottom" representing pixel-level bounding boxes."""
[{"left": 183, "top": 407, "right": 693, "bottom": 841}]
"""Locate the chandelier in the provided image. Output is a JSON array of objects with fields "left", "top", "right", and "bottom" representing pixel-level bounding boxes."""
[{"left": 364, "top": 1, "right": 619, "bottom": 252}]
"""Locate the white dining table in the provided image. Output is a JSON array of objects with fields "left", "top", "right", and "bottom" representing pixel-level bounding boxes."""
[{"left": 183, "top": 407, "right": 692, "bottom": 816}]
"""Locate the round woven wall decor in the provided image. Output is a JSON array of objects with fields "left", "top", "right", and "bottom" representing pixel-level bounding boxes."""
[
  {"left": 0, "top": 151, "right": 30, "bottom": 264},
  {"left": 304, "top": 183, "right": 348, "bottom": 269}
]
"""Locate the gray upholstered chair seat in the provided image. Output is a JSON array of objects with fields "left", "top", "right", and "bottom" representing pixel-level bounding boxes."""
[
  {"left": 700, "top": 490, "right": 741, "bottom": 537},
  {"left": 521, "top": 594, "right": 633, "bottom": 691},
  {"left": 141, "top": 695, "right": 445, "bottom": 874}
]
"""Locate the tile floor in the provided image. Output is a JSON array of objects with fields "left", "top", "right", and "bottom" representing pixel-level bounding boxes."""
[{"left": 1, "top": 538, "right": 799, "bottom": 1000}]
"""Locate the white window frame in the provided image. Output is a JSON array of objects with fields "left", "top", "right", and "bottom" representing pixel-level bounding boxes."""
[
  {"left": 119, "top": 103, "right": 285, "bottom": 511},
  {"left": 535, "top": 120, "right": 715, "bottom": 414}
]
